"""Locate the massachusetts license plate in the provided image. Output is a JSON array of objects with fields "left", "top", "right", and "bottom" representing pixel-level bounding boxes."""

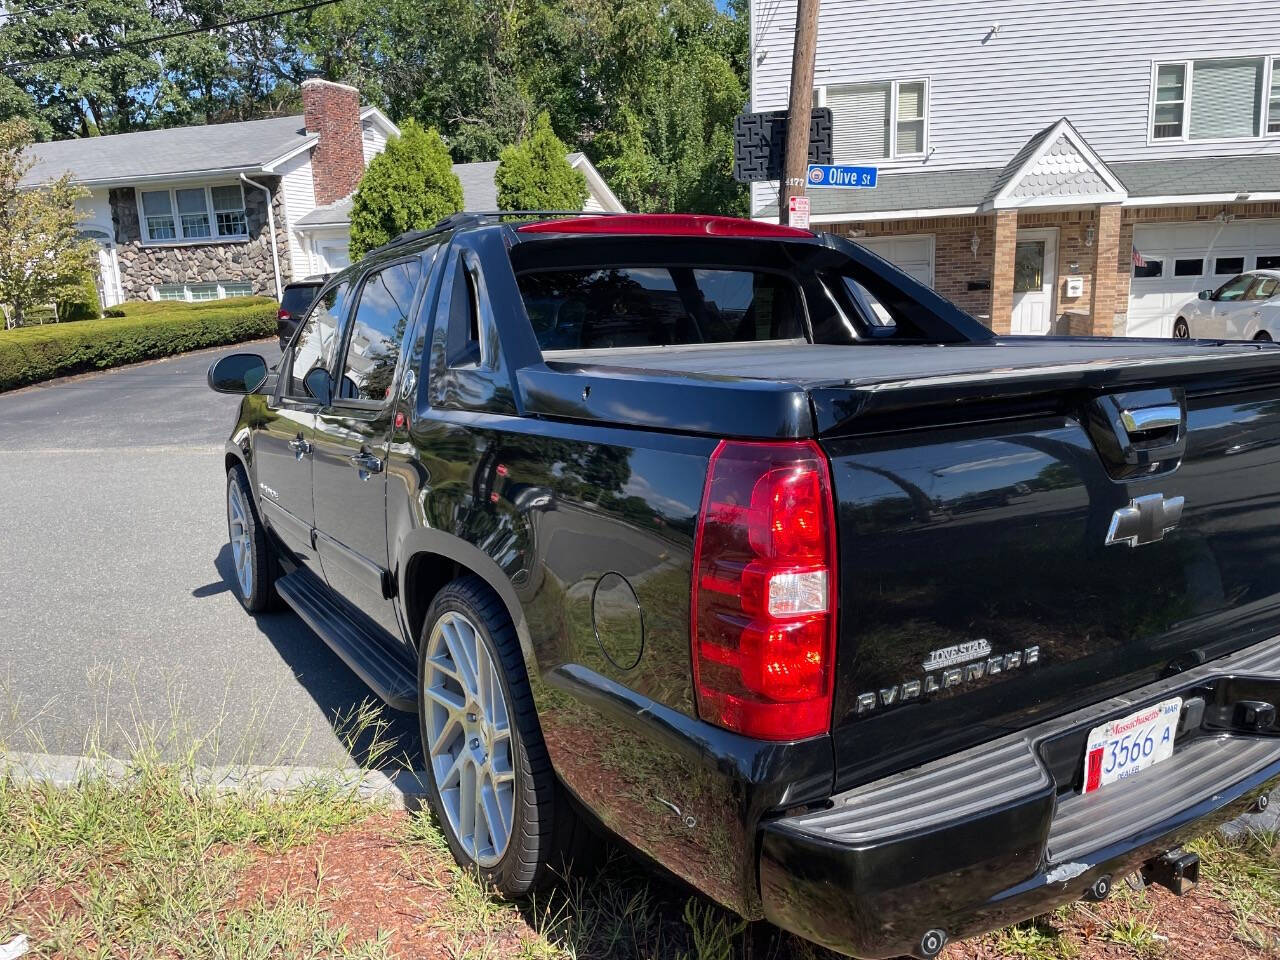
[{"left": 1081, "top": 697, "right": 1182, "bottom": 794}]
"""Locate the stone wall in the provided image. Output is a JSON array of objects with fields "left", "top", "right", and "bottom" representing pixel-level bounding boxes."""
[{"left": 109, "top": 179, "right": 291, "bottom": 300}]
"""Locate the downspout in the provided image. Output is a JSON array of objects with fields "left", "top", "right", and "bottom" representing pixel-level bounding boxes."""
[{"left": 240, "top": 173, "right": 283, "bottom": 299}]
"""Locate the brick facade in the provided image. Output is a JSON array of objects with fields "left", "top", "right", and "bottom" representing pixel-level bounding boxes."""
[
  {"left": 302, "top": 79, "right": 365, "bottom": 206},
  {"left": 832, "top": 200, "right": 1280, "bottom": 337},
  {"left": 990, "top": 211, "right": 1019, "bottom": 335}
]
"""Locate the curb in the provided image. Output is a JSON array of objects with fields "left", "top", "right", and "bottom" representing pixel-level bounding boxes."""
[{"left": 0, "top": 750, "right": 430, "bottom": 811}]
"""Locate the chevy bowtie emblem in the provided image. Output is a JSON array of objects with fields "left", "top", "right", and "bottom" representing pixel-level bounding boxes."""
[{"left": 1105, "top": 493, "right": 1185, "bottom": 548}]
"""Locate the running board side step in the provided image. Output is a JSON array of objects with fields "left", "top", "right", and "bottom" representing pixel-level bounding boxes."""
[{"left": 275, "top": 569, "right": 418, "bottom": 712}]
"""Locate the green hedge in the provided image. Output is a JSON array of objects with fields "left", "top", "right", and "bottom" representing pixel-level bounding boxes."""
[
  {"left": 103, "top": 295, "right": 275, "bottom": 318},
  {"left": 0, "top": 298, "right": 277, "bottom": 391}
]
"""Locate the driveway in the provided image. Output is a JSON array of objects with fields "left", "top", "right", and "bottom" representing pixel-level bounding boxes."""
[{"left": 0, "top": 345, "right": 418, "bottom": 768}]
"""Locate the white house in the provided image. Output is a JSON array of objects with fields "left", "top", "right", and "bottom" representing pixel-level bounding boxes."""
[
  {"left": 750, "top": 1, "right": 1280, "bottom": 336},
  {"left": 22, "top": 79, "right": 624, "bottom": 307}
]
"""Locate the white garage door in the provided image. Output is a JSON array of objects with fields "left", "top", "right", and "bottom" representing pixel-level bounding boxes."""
[
  {"left": 1127, "top": 219, "right": 1280, "bottom": 337},
  {"left": 858, "top": 235, "right": 935, "bottom": 287}
]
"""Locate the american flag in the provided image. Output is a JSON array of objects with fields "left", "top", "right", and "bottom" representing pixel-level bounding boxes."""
[{"left": 1132, "top": 246, "right": 1147, "bottom": 268}]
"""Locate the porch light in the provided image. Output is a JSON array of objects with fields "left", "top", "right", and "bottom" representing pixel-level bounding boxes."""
[
  {"left": 1085, "top": 225, "right": 1095, "bottom": 247},
  {"left": 970, "top": 231, "right": 980, "bottom": 258}
]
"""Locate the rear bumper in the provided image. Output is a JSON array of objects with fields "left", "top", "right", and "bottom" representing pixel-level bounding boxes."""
[{"left": 759, "top": 636, "right": 1280, "bottom": 959}]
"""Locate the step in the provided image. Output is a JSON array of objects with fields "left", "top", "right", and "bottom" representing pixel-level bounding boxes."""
[{"left": 275, "top": 568, "right": 418, "bottom": 712}]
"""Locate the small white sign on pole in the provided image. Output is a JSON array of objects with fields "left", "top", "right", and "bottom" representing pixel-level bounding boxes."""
[{"left": 789, "top": 195, "right": 811, "bottom": 230}]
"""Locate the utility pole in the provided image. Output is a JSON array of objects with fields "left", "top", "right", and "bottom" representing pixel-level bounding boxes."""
[{"left": 780, "top": 0, "right": 821, "bottom": 225}]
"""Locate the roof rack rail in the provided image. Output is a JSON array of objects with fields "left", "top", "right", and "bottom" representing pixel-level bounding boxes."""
[{"left": 362, "top": 210, "right": 623, "bottom": 258}]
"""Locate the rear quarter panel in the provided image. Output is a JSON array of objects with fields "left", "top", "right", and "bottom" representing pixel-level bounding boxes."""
[{"left": 388, "top": 407, "right": 837, "bottom": 913}]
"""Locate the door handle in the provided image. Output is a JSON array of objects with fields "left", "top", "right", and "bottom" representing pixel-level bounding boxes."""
[
  {"left": 348, "top": 452, "right": 384, "bottom": 477},
  {"left": 288, "top": 437, "right": 312, "bottom": 458}
]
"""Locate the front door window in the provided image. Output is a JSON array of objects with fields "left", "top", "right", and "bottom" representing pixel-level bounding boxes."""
[{"left": 1014, "top": 241, "right": 1046, "bottom": 293}]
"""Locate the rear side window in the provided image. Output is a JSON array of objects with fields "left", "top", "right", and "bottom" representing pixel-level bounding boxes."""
[
  {"left": 516, "top": 267, "right": 803, "bottom": 351},
  {"left": 280, "top": 284, "right": 319, "bottom": 317},
  {"left": 336, "top": 260, "right": 422, "bottom": 402},
  {"left": 287, "top": 281, "right": 347, "bottom": 398}
]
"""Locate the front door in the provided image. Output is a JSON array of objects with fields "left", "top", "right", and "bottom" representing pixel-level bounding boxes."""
[
  {"left": 254, "top": 282, "right": 350, "bottom": 564},
  {"left": 312, "top": 257, "right": 424, "bottom": 642},
  {"left": 1010, "top": 229, "right": 1058, "bottom": 336}
]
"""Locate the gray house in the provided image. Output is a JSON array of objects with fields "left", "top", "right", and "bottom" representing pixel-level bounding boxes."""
[{"left": 22, "top": 79, "right": 623, "bottom": 307}]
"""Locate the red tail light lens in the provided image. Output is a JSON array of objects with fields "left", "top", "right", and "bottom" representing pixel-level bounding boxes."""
[
  {"left": 691, "top": 440, "right": 837, "bottom": 740},
  {"left": 277, "top": 309, "right": 290, "bottom": 321}
]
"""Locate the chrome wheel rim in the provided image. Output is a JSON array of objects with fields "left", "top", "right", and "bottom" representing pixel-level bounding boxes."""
[
  {"left": 422, "top": 610, "right": 515, "bottom": 868},
  {"left": 227, "top": 480, "right": 253, "bottom": 598},
  {"left": 1174, "top": 322, "right": 1189, "bottom": 339}
]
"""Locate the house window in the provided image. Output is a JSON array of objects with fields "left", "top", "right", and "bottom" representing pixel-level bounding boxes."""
[
  {"left": 822, "top": 79, "right": 927, "bottom": 161},
  {"left": 1258, "top": 255, "right": 1280, "bottom": 270},
  {"left": 1174, "top": 258, "right": 1203, "bottom": 277},
  {"left": 1152, "top": 57, "right": 1274, "bottom": 140},
  {"left": 1152, "top": 64, "right": 1185, "bottom": 139},
  {"left": 1271, "top": 60, "right": 1280, "bottom": 133},
  {"left": 212, "top": 186, "right": 248, "bottom": 237},
  {"left": 151, "top": 281, "right": 254, "bottom": 302},
  {"left": 141, "top": 191, "right": 176, "bottom": 240},
  {"left": 177, "top": 189, "right": 211, "bottom": 238},
  {"left": 1216, "top": 256, "right": 1245, "bottom": 275},
  {"left": 137, "top": 185, "right": 248, "bottom": 243},
  {"left": 1133, "top": 256, "right": 1164, "bottom": 279}
]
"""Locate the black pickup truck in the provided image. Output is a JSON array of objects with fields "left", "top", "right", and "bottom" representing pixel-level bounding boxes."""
[{"left": 209, "top": 212, "right": 1280, "bottom": 958}]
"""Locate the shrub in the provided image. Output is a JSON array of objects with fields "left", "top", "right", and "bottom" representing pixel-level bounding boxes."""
[
  {"left": 495, "top": 112, "right": 588, "bottom": 212},
  {"left": 57, "top": 273, "right": 102, "bottom": 322},
  {"left": 103, "top": 296, "right": 275, "bottom": 318},
  {"left": 0, "top": 299, "right": 276, "bottom": 391},
  {"left": 349, "top": 121, "right": 463, "bottom": 259}
]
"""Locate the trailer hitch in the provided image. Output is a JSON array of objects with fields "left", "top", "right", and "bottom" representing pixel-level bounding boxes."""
[{"left": 1141, "top": 849, "right": 1200, "bottom": 895}]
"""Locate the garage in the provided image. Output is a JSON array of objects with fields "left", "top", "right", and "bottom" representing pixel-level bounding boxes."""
[
  {"left": 1126, "top": 219, "right": 1280, "bottom": 338},
  {"left": 857, "top": 234, "right": 935, "bottom": 287}
]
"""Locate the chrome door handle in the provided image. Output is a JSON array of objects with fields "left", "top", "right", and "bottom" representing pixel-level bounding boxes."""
[
  {"left": 348, "top": 452, "right": 383, "bottom": 476},
  {"left": 288, "top": 437, "right": 312, "bottom": 458}
]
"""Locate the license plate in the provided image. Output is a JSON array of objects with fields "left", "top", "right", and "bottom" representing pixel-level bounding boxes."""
[{"left": 1081, "top": 697, "right": 1182, "bottom": 794}]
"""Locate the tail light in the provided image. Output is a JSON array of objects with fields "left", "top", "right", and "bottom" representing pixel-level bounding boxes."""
[
  {"left": 691, "top": 440, "right": 837, "bottom": 740},
  {"left": 277, "top": 309, "right": 290, "bottom": 322}
]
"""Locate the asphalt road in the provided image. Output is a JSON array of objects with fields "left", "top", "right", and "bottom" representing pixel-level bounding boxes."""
[{"left": 0, "top": 344, "right": 418, "bottom": 768}]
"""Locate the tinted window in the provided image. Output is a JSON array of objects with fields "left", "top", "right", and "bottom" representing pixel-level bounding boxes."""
[
  {"left": 1249, "top": 277, "right": 1279, "bottom": 300},
  {"left": 1258, "top": 256, "right": 1280, "bottom": 271},
  {"left": 338, "top": 261, "right": 422, "bottom": 401},
  {"left": 280, "top": 284, "right": 320, "bottom": 317},
  {"left": 287, "top": 282, "right": 347, "bottom": 398},
  {"left": 1215, "top": 257, "right": 1245, "bottom": 275},
  {"left": 517, "top": 267, "right": 803, "bottom": 351},
  {"left": 1174, "top": 258, "right": 1203, "bottom": 277},
  {"left": 1214, "top": 274, "right": 1254, "bottom": 302}
]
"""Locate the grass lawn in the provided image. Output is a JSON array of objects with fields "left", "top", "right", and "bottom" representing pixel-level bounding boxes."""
[
  {"left": 3, "top": 743, "right": 1279, "bottom": 960},
  {"left": 0, "top": 297, "right": 277, "bottom": 391}
]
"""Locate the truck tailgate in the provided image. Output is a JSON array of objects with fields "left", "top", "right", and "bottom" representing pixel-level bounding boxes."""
[{"left": 821, "top": 341, "right": 1280, "bottom": 790}]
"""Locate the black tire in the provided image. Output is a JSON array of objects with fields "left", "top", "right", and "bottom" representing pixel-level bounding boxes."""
[
  {"left": 1173, "top": 318, "right": 1190, "bottom": 339},
  {"left": 417, "top": 576, "right": 585, "bottom": 896},
  {"left": 225, "top": 464, "right": 277, "bottom": 612},
  {"left": 1255, "top": 331, "right": 1273, "bottom": 342}
]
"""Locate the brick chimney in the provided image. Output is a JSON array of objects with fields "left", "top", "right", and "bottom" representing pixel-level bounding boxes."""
[{"left": 302, "top": 78, "right": 365, "bottom": 206}]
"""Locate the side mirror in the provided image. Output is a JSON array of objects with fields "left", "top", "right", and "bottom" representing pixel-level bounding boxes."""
[
  {"left": 207, "top": 353, "right": 268, "bottom": 394},
  {"left": 1198, "top": 289, "right": 1214, "bottom": 301},
  {"left": 303, "top": 366, "right": 333, "bottom": 405}
]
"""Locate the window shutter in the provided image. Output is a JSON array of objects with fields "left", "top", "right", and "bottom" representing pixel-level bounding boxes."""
[
  {"left": 1190, "top": 58, "right": 1263, "bottom": 139},
  {"left": 827, "top": 83, "right": 890, "bottom": 161}
]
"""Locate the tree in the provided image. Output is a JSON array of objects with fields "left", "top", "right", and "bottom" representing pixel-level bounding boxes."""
[
  {"left": 349, "top": 121, "right": 463, "bottom": 258},
  {"left": 0, "top": 121, "right": 94, "bottom": 327},
  {"left": 495, "top": 112, "right": 587, "bottom": 212}
]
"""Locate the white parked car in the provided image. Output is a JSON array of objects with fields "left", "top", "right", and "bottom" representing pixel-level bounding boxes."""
[{"left": 1172, "top": 270, "right": 1280, "bottom": 341}]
